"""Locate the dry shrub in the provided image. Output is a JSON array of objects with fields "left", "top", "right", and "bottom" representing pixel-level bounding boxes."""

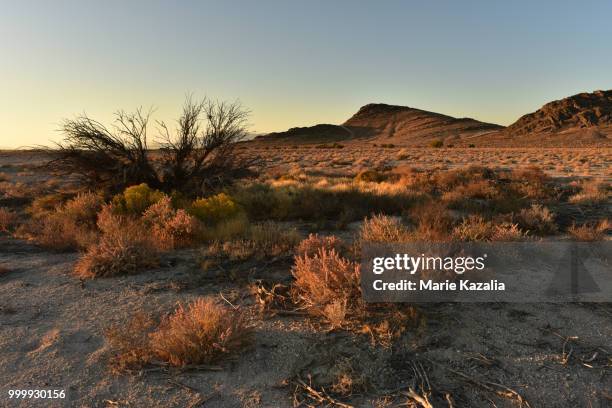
[
  {"left": 149, "top": 297, "right": 251, "bottom": 367},
  {"left": 360, "top": 308, "right": 421, "bottom": 348},
  {"left": 105, "top": 312, "right": 157, "bottom": 373},
  {"left": 26, "top": 193, "right": 66, "bottom": 219},
  {"left": 354, "top": 169, "right": 388, "bottom": 183},
  {"left": 297, "top": 233, "right": 344, "bottom": 257},
  {"left": 0, "top": 207, "right": 17, "bottom": 232},
  {"left": 514, "top": 204, "right": 557, "bottom": 235},
  {"left": 205, "top": 221, "right": 300, "bottom": 260},
  {"left": 199, "top": 215, "right": 250, "bottom": 242},
  {"left": 31, "top": 192, "right": 103, "bottom": 251},
  {"left": 74, "top": 206, "right": 158, "bottom": 278},
  {"left": 452, "top": 215, "right": 525, "bottom": 242},
  {"left": 441, "top": 179, "right": 497, "bottom": 210},
  {"left": 329, "top": 358, "right": 368, "bottom": 396},
  {"left": 248, "top": 221, "right": 301, "bottom": 254},
  {"left": 250, "top": 282, "right": 293, "bottom": 314},
  {"left": 141, "top": 196, "right": 200, "bottom": 250},
  {"left": 509, "top": 166, "right": 554, "bottom": 199},
  {"left": 568, "top": 179, "right": 610, "bottom": 205},
  {"left": 360, "top": 214, "right": 410, "bottom": 243},
  {"left": 568, "top": 220, "right": 610, "bottom": 241},
  {"left": 409, "top": 202, "right": 453, "bottom": 241},
  {"left": 292, "top": 248, "right": 361, "bottom": 327}
]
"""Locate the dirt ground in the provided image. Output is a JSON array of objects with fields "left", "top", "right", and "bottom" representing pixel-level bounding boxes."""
[{"left": 0, "top": 148, "right": 611, "bottom": 407}]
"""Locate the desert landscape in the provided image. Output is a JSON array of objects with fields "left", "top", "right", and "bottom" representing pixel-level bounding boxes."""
[{"left": 0, "top": 87, "right": 610, "bottom": 407}]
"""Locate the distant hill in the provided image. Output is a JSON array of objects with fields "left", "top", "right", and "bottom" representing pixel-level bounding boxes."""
[
  {"left": 255, "top": 90, "right": 612, "bottom": 147},
  {"left": 472, "top": 90, "right": 612, "bottom": 146},
  {"left": 256, "top": 124, "right": 351, "bottom": 143},
  {"left": 342, "top": 103, "right": 503, "bottom": 144}
]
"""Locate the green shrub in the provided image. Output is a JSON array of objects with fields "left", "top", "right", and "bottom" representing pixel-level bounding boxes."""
[
  {"left": 112, "top": 183, "right": 166, "bottom": 214},
  {"left": 189, "top": 193, "right": 243, "bottom": 224}
]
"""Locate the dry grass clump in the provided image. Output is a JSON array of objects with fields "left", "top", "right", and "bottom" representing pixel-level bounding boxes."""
[
  {"left": 30, "top": 192, "right": 103, "bottom": 251},
  {"left": 354, "top": 169, "right": 388, "bottom": 183},
  {"left": 206, "top": 221, "right": 301, "bottom": 260},
  {"left": 248, "top": 221, "right": 301, "bottom": 254},
  {"left": 105, "top": 312, "right": 157, "bottom": 373},
  {"left": 106, "top": 297, "right": 251, "bottom": 372},
  {"left": 74, "top": 206, "right": 158, "bottom": 278},
  {"left": 149, "top": 297, "right": 251, "bottom": 367},
  {"left": 409, "top": 202, "right": 453, "bottom": 242},
  {"left": 568, "top": 219, "right": 610, "bottom": 241},
  {"left": 568, "top": 179, "right": 610, "bottom": 205},
  {"left": 360, "top": 214, "right": 410, "bottom": 243},
  {"left": 26, "top": 193, "right": 66, "bottom": 219},
  {"left": 199, "top": 215, "right": 251, "bottom": 242},
  {"left": 141, "top": 196, "right": 201, "bottom": 250},
  {"left": 452, "top": 215, "right": 525, "bottom": 242},
  {"left": 509, "top": 166, "right": 555, "bottom": 199},
  {"left": 0, "top": 207, "right": 17, "bottom": 232},
  {"left": 297, "top": 233, "right": 344, "bottom": 257},
  {"left": 514, "top": 204, "right": 557, "bottom": 235},
  {"left": 233, "top": 181, "right": 409, "bottom": 224},
  {"left": 292, "top": 248, "right": 361, "bottom": 328},
  {"left": 329, "top": 358, "right": 368, "bottom": 396}
]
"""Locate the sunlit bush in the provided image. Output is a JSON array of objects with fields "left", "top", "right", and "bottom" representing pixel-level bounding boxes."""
[
  {"left": 189, "top": 193, "right": 243, "bottom": 224},
  {"left": 112, "top": 183, "right": 166, "bottom": 215}
]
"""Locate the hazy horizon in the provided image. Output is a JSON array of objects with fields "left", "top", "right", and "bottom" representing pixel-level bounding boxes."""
[{"left": 1, "top": 0, "right": 611, "bottom": 148}]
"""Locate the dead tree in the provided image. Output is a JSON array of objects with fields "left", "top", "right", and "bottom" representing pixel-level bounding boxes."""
[{"left": 45, "top": 97, "right": 258, "bottom": 195}]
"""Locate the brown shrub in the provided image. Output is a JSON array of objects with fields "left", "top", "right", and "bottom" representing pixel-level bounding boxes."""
[
  {"left": 354, "top": 169, "right": 388, "bottom": 183},
  {"left": 248, "top": 222, "right": 301, "bottom": 254},
  {"left": 0, "top": 207, "right": 17, "bottom": 232},
  {"left": 514, "top": 204, "right": 557, "bottom": 235},
  {"left": 568, "top": 179, "right": 610, "bottom": 205},
  {"left": 360, "top": 214, "right": 410, "bottom": 243},
  {"left": 409, "top": 202, "right": 453, "bottom": 241},
  {"left": 205, "top": 221, "right": 301, "bottom": 260},
  {"left": 452, "top": 215, "right": 525, "bottom": 242},
  {"left": 27, "top": 193, "right": 66, "bottom": 219},
  {"left": 297, "top": 233, "right": 344, "bottom": 257},
  {"left": 74, "top": 206, "right": 158, "bottom": 278},
  {"left": 568, "top": 220, "right": 610, "bottom": 241},
  {"left": 509, "top": 166, "right": 555, "bottom": 199},
  {"left": 149, "top": 297, "right": 251, "bottom": 367},
  {"left": 292, "top": 248, "right": 361, "bottom": 327},
  {"left": 29, "top": 192, "right": 103, "bottom": 251},
  {"left": 105, "top": 312, "right": 157, "bottom": 373},
  {"left": 141, "top": 196, "right": 201, "bottom": 250}
]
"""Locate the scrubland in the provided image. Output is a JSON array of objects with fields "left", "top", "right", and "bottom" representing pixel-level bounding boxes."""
[{"left": 0, "top": 146, "right": 610, "bottom": 407}]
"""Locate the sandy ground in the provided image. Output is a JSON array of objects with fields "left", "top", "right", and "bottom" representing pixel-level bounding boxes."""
[
  {"left": 1, "top": 236, "right": 611, "bottom": 407},
  {"left": 0, "top": 149, "right": 611, "bottom": 407}
]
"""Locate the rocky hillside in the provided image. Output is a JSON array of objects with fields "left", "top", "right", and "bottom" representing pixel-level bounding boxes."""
[
  {"left": 506, "top": 90, "right": 612, "bottom": 136},
  {"left": 255, "top": 90, "right": 612, "bottom": 146},
  {"left": 470, "top": 90, "right": 612, "bottom": 146},
  {"left": 342, "top": 103, "right": 503, "bottom": 143},
  {"left": 256, "top": 104, "right": 502, "bottom": 145}
]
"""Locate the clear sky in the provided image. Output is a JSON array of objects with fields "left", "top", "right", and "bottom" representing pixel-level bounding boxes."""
[{"left": 1, "top": 0, "right": 611, "bottom": 148}]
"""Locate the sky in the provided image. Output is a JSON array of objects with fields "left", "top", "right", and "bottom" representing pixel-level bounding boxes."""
[{"left": 1, "top": 0, "right": 611, "bottom": 148}]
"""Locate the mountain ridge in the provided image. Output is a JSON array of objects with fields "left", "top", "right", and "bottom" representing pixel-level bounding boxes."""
[{"left": 255, "top": 90, "right": 612, "bottom": 146}]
